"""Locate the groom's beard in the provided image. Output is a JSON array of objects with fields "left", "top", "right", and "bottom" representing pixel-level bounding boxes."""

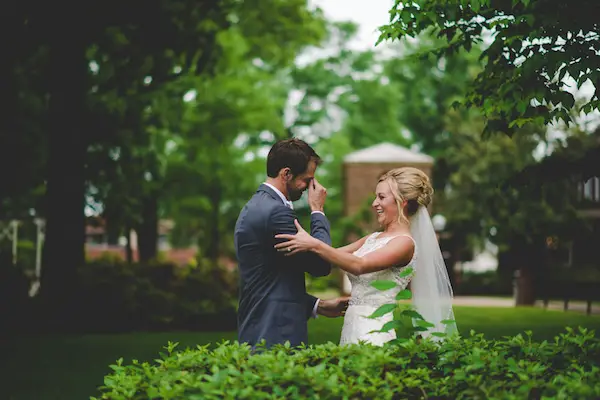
[{"left": 288, "top": 186, "right": 304, "bottom": 202}]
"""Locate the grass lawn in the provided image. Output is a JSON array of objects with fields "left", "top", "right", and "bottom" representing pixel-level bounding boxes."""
[{"left": 4, "top": 306, "right": 600, "bottom": 400}]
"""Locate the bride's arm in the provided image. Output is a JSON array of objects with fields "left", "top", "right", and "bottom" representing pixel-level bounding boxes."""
[
  {"left": 310, "top": 237, "right": 414, "bottom": 275},
  {"left": 274, "top": 221, "right": 414, "bottom": 276},
  {"left": 337, "top": 235, "right": 369, "bottom": 254}
]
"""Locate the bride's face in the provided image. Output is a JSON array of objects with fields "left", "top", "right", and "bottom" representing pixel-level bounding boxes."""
[{"left": 372, "top": 181, "right": 399, "bottom": 226}]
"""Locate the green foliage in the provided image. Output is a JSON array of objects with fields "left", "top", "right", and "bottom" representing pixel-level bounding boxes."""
[
  {"left": 270, "top": 20, "right": 420, "bottom": 247},
  {"left": 538, "top": 265, "right": 600, "bottom": 303},
  {"left": 139, "top": 1, "right": 327, "bottom": 257},
  {"left": 305, "top": 271, "right": 339, "bottom": 294},
  {"left": 3, "top": 260, "right": 239, "bottom": 334},
  {"left": 77, "top": 260, "right": 238, "bottom": 332},
  {"left": 0, "top": 262, "right": 32, "bottom": 332},
  {"left": 379, "top": 0, "right": 600, "bottom": 135},
  {"left": 436, "top": 107, "right": 591, "bottom": 263},
  {"left": 93, "top": 327, "right": 600, "bottom": 399},
  {"left": 383, "top": 34, "right": 483, "bottom": 158},
  {"left": 456, "top": 271, "right": 513, "bottom": 296}
]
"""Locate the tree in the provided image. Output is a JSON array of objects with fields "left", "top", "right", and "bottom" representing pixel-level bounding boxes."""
[
  {"left": 91, "top": 1, "right": 327, "bottom": 263},
  {"left": 378, "top": 0, "right": 600, "bottom": 304},
  {"left": 0, "top": 0, "right": 327, "bottom": 327},
  {"left": 382, "top": 35, "right": 484, "bottom": 195},
  {"left": 379, "top": 0, "right": 600, "bottom": 135},
  {"left": 287, "top": 21, "right": 417, "bottom": 244}
]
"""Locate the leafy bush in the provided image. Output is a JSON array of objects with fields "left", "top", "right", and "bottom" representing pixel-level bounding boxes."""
[
  {"left": 93, "top": 327, "right": 600, "bottom": 399},
  {"left": 93, "top": 265, "right": 600, "bottom": 399},
  {"left": 0, "top": 260, "right": 33, "bottom": 336},
  {"left": 4, "top": 257, "right": 238, "bottom": 335},
  {"left": 544, "top": 265, "right": 600, "bottom": 285},
  {"left": 456, "top": 270, "right": 513, "bottom": 296},
  {"left": 71, "top": 259, "right": 238, "bottom": 333},
  {"left": 305, "top": 268, "right": 340, "bottom": 293},
  {"left": 538, "top": 265, "right": 600, "bottom": 304}
]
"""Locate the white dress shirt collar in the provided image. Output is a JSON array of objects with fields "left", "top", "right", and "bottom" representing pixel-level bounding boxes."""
[{"left": 263, "top": 182, "right": 294, "bottom": 209}]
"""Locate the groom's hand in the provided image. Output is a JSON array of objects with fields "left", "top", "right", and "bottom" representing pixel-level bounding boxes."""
[
  {"left": 317, "top": 296, "right": 349, "bottom": 318},
  {"left": 308, "top": 177, "right": 327, "bottom": 213}
]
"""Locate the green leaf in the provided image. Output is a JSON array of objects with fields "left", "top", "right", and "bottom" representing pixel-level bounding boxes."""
[
  {"left": 401, "top": 309, "right": 424, "bottom": 320},
  {"left": 412, "top": 325, "right": 429, "bottom": 332},
  {"left": 441, "top": 319, "right": 456, "bottom": 325},
  {"left": 371, "top": 319, "right": 405, "bottom": 333},
  {"left": 399, "top": 267, "right": 414, "bottom": 278},
  {"left": 370, "top": 280, "right": 397, "bottom": 291},
  {"left": 431, "top": 332, "right": 447, "bottom": 338},
  {"left": 516, "top": 101, "right": 528, "bottom": 114},
  {"left": 367, "top": 303, "right": 398, "bottom": 319},
  {"left": 395, "top": 289, "right": 412, "bottom": 300},
  {"left": 387, "top": 337, "right": 409, "bottom": 345},
  {"left": 415, "top": 319, "right": 435, "bottom": 328}
]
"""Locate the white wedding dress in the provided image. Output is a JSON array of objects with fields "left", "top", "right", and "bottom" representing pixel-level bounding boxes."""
[{"left": 340, "top": 232, "right": 416, "bottom": 346}]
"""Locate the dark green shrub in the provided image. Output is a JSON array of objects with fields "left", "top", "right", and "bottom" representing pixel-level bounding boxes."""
[
  {"left": 94, "top": 267, "right": 600, "bottom": 398},
  {"left": 305, "top": 268, "right": 340, "bottom": 293},
  {"left": 0, "top": 260, "right": 33, "bottom": 336},
  {"left": 72, "top": 258, "right": 238, "bottom": 333},
  {"left": 93, "top": 327, "right": 600, "bottom": 399},
  {"left": 456, "top": 270, "right": 513, "bottom": 296}
]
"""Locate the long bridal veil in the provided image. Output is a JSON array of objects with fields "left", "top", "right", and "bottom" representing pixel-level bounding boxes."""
[{"left": 409, "top": 206, "right": 458, "bottom": 340}]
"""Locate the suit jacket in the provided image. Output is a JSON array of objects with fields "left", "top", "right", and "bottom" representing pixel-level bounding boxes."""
[{"left": 234, "top": 184, "right": 332, "bottom": 348}]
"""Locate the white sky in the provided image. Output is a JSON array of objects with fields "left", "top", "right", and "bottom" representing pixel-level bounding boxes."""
[{"left": 311, "top": 0, "right": 394, "bottom": 50}]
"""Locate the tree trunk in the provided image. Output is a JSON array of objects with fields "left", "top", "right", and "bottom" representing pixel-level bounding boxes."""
[
  {"left": 513, "top": 239, "right": 545, "bottom": 306},
  {"left": 515, "top": 266, "right": 536, "bottom": 306},
  {"left": 125, "top": 225, "right": 134, "bottom": 264},
  {"left": 0, "top": 22, "right": 17, "bottom": 195},
  {"left": 137, "top": 195, "right": 158, "bottom": 262},
  {"left": 40, "top": 13, "right": 88, "bottom": 329},
  {"left": 206, "top": 180, "right": 222, "bottom": 263}
]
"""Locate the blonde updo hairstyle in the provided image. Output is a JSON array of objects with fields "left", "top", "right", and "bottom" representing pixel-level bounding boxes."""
[{"left": 378, "top": 167, "right": 433, "bottom": 225}]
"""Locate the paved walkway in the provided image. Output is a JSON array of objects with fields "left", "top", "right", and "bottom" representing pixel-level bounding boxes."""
[{"left": 453, "top": 296, "right": 600, "bottom": 315}]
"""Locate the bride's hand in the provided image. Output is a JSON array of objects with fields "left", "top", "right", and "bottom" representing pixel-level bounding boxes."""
[{"left": 274, "top": 220, "right": 320, "bottom": 256}]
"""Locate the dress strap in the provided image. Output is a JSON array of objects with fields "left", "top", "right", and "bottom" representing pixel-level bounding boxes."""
[
  {"left": 382, "top": 234, "right": 417, "bottom": 258},
  {"left": 379, "top": 233, "right": 415, "bottom": 245}
]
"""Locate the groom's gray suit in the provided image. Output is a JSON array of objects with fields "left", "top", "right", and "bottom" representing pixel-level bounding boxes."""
[{"left": 234, "top": 184, "right": 331, "bottom": 348}]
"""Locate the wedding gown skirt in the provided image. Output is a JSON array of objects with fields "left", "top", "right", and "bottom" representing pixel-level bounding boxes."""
[
  {"left": 339, "top": 232, "right": 416, "bottom": 346},
  {"left": 340, "top": 304, "right": 396, "bottom": 346}
]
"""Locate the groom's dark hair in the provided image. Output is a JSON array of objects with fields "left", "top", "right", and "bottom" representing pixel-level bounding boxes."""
[{"left": 266, "top": 138, "right": 322, "bottom": 178}]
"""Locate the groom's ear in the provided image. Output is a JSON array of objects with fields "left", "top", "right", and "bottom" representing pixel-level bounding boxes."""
[{"left": 281, "top": 167, "right": 292, "bottom": 181}]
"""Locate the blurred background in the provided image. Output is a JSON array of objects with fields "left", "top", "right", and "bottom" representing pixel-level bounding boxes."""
[{"left": 1, "top": 0, "right": 599, "bottom": 398}]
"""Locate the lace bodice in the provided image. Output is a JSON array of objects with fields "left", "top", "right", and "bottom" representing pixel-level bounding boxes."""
[{"left": 347, "top": 232, "right": 416, "bottom": 307}]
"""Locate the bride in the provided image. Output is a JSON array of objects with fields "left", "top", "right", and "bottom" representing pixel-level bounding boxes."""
[{"left": 275, "top": 167, "right": 458, "bottom": 345}]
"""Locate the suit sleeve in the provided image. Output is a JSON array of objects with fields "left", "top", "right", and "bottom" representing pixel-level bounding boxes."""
[
  {"left": 271, "top": 205, "right": 332, "bottom": 277},
  {"left": 305, "top": 293, "right": 318, "bottom": 320}
]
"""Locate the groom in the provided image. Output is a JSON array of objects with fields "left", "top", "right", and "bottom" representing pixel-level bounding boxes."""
[{"left": 234, "top": 138, "right": 347, "bottom": 348}]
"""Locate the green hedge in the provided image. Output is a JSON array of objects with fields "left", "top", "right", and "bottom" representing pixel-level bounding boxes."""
[
  {"left": 71, "top": 259, "right": 238, "bottom": 332},
  {"left": 305, "top": 268, "right": 340, "bottom": 293},
  {"left": 93, "top": 327, "right": 600, "bottom": 399},
  {"left": 2, "top": 258, "right": 238, "bottom": 334},
  {"left": 455, "top": 270, "right": 513, "bottom": 296}
]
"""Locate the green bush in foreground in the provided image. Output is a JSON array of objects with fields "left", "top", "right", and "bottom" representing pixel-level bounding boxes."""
[{"left": 94, "top": 327, "right": 600, "bottom": 399}]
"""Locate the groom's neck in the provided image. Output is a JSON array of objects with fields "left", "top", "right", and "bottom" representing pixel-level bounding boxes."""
[{"left": 265, "top": 178, "right": 290, "bottom": 200}]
